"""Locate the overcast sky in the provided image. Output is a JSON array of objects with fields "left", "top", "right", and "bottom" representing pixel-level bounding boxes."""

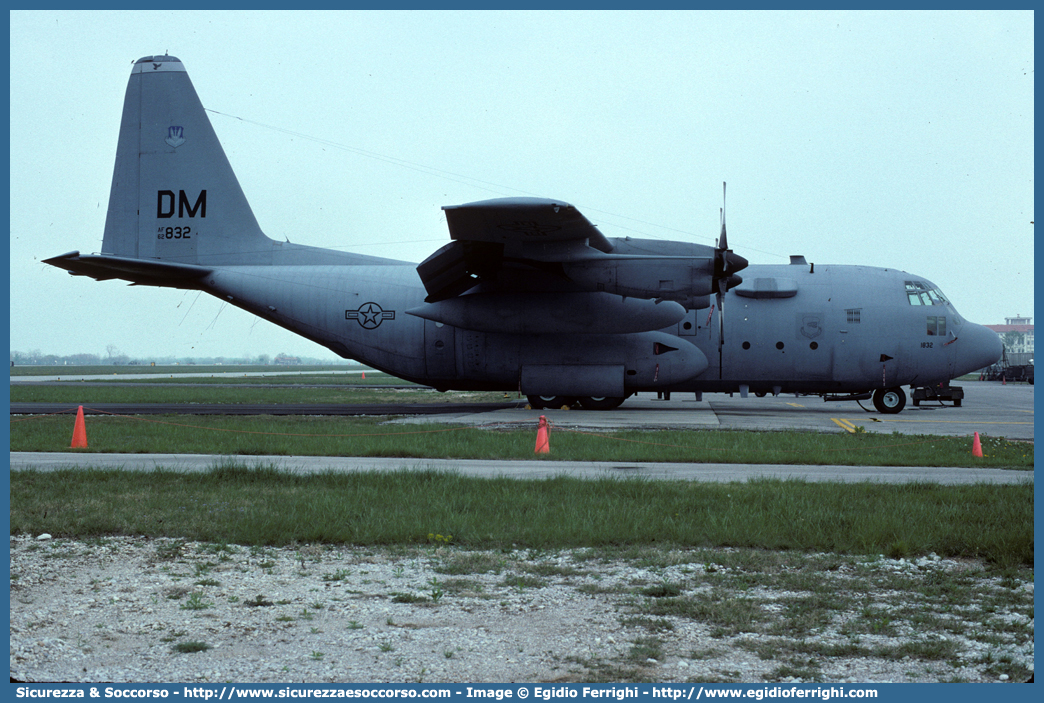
[{"left": 9, "top": 10, "right": 1034, "bottom": 361}]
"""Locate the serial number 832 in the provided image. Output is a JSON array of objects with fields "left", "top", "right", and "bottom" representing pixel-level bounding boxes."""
[{"left": 157, "top": 226, "right": 192, "bottom": 239}]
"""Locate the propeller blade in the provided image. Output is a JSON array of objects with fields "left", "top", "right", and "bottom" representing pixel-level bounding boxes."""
[
  {"left": 712, "top": 181, "right": 747, "bottom": 295},
  {"left": 718, "top": 182, "right": 728, "bottom": 253},
  {"left": 714, "top": 182, "right": 728, "bottom": 379},
  {"left": 717, "top": 278, "right": 727, "bottom": 335},
  {"left": 717, "top": 277, "right": 726, "bottom": 378}
]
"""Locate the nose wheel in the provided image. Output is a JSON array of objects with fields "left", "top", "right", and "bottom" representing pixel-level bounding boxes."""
[{"left": 872, "top": 387, "right": 907, "bottom": 414}]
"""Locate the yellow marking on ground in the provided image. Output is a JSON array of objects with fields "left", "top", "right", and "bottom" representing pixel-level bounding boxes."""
[
  {"left": 841, "top": 418, "right": 1032, "bottom": 426},
  {"left": 785, "top": 402, "right": 804, "bottom": 408},
  {"left": 831, "top": 418, "right": 858, "bottom": 433}
]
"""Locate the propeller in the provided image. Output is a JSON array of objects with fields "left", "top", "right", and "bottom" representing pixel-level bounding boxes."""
[{"left": 712, "top": 182, "right": 748, "bottom": 377}]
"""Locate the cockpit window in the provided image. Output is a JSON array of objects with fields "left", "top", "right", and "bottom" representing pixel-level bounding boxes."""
[{"left": 905, "top": 281, "right": 949, "bottom": 306}]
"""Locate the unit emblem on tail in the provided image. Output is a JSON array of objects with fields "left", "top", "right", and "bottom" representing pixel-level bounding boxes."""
[{"left": 165, "top": 126, "right": 186, "bottom": 148}]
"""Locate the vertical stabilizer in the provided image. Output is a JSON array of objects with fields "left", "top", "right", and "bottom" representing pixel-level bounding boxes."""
[{"left": 102, "top": 55, "right": 272, "bottom": 265}]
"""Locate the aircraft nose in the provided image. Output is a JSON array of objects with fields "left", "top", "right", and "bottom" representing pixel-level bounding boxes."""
[{"left": 954, "top": 322, "right": 1003, "bottom": 376}]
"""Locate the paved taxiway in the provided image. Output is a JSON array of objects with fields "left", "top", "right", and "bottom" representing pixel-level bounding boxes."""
[
  {"left": 404, "top": 383, "right": 1035, "bottom": 440},
  {"left": 9, "top": 401, "right": 523, "bottom": 416},
  {"left": 12, "top": 381, "right": 1032, "bottom": 439},
  {"left": 8, "top": 452, "right": 1031, "bottom": 484},
  {"left": 10, "top": 382, "right": 1031, "bottom": 483}
]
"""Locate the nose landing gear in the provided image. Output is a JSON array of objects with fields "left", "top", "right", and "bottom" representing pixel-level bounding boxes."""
[{"left": 872, "top": 387, "right": 907, "bottom": 414}]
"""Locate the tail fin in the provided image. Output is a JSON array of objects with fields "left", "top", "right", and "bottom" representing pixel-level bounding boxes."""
[
  {"left": 103, "top": 55, "right": 272, "bottom": 265},
  {"left": 46, "top": 55, "right": 401, "bottom": 284}
]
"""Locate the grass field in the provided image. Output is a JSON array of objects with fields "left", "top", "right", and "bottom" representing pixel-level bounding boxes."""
[
  {"left": 9, "top": 412, "right": 1034, "bottom": 468},
  {"left": 9, "top": 371, "right": 1034, "bottom": 575},
  {"left": 10, "top": 384, "right": 507, "bottom": 405},
  {"left": 9, "top": 364, "right": 356, "bottom": 376},
  {"left": 9, "top": 466, "right": 1034, "bottom": 568},
  {"left": 8, "top": 365, "right": 512, "bottom": 405}
]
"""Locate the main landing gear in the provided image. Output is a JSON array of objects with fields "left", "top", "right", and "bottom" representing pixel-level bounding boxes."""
[
  {"left": 871, "top": 387, "right": 907, "bottom": 414},
  {"left": 526, "top": 395, "right": 627, "bottom": 411}
]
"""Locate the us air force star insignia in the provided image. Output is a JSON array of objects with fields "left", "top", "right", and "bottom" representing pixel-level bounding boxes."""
[
  {"left": 346, "top": 302, "right": 395, "bottom": 329},
  {"left": 165, "top": 126, "right": 186, "bottom": 148},
  {"left": 498, "top": 220, "right": 562, "bottom": 237}
]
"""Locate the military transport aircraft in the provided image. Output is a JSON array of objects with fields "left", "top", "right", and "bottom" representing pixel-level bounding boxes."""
[{"left": 44, "top": 56, "right": 1003, "bottom": 414}]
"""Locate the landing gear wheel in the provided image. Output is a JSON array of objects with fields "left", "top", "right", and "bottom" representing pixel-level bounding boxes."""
[
  {"left": 526, "top": 395, "right": 576, "bottom": 410},
  {"left": 872, "top": 387, "right": 907, "bottom": 414},
  {"left": 577, "top": 396, "right": 626, "bottom": 411}
]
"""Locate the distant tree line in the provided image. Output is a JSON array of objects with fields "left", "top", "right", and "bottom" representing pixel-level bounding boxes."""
[{"left": 9, "top": 349, "right": 348, "bottom": 367}]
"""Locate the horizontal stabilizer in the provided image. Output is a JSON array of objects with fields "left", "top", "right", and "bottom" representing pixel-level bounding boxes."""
[{"left": 42, "top": 251, "right": 211, "bottom": 287}]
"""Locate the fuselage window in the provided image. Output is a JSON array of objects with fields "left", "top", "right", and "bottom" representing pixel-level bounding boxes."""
[
  {"left": 927, "top": 315, "right": 946, "bottom": 336},
  {"left": 846, "top": 308, "right": 861, "bottom": 323}
]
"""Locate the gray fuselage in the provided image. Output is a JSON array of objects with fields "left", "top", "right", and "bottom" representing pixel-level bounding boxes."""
[{"left": 200, "top": 254, "right": 1000, "bottom": 397}]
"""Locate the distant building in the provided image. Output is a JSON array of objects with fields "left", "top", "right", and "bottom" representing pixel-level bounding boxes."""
[
  {"left": 985, "top": 316, "right": 1033, "bottom": 355},
  {"left": 273, "top": 355, "right": 301, "bottom": 365}
]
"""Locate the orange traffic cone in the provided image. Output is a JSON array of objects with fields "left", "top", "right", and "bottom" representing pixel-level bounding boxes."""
[
  {"left": 972, "top": 431, "right": 983, "bottom": 458},
  {"left": 361, "top": 372, "right": 366, "bottom": 380},
  {"left": 535, "top": 415, "right": 550, "bottom": 454},
  {"left": 71, "top": 405, "right": 88, "bottom": 448}
]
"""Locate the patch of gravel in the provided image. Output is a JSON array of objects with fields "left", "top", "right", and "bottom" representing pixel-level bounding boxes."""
[{"left": 10, "top": 535, "right": 1033, "bottom": 684}]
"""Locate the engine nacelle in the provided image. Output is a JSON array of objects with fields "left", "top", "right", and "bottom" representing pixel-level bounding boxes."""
[{"left": 563, "top": 257, "right": 717, "bottom": 308}]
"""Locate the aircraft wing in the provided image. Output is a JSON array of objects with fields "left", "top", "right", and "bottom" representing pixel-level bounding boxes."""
[
  {"left": 419, "top": 197, "right": 614, "bottom": 302},
  {"left": 419, "top": 196, "right": 736, "bottom": 308},
  {"left": 442, "top": 197, "right": 614, "bottom": 253}
]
